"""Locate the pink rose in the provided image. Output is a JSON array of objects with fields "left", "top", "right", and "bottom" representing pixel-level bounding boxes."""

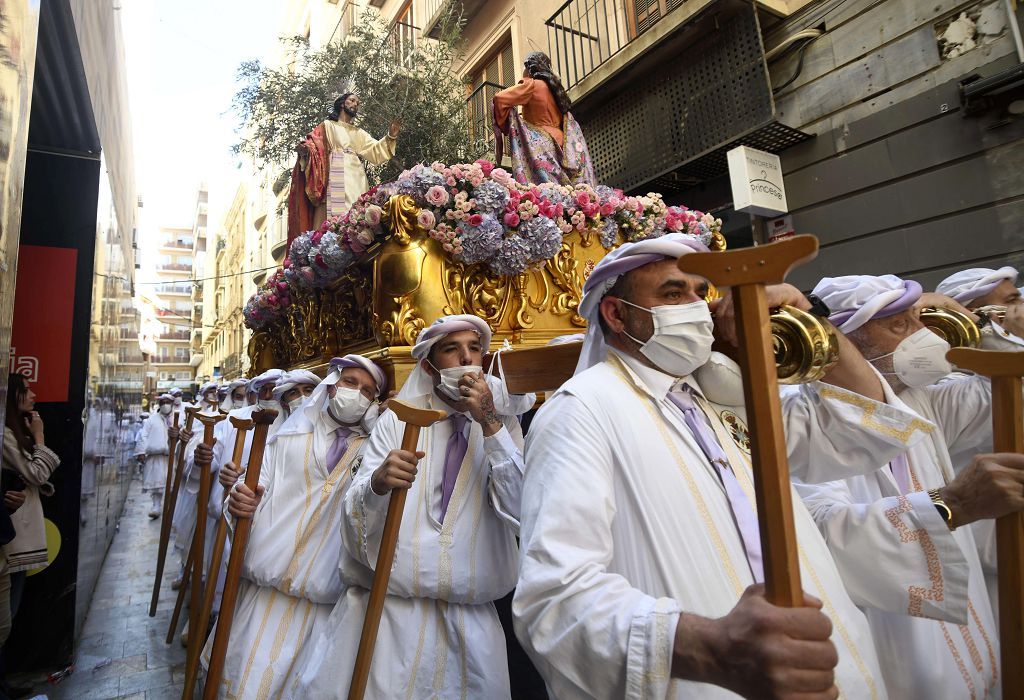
[
  {"left": 600, "top": 203, "right": 615, "bottom": 217},
  {"left": 311, "top": 231, "right": 324, "bottom": 244},
  {"left": 357, "top": 228, "right": 375, "bottom": 245},
  {"left": 521, "top": 191, "right": 537, "bottom": 204},
  {"left": 490, "top": 168, "right": 512, "bottom": 186},
  {"left": 425, "top": 185, "right": 449, "bottom": 207},
  {"left": 416, "top": 210, "right": 436, "bottom": 230},
  {"left": 503, "top": 212, "right": 521, "bottom": 228},
  {"left": 268, "top": 294, "right": 279, "bottom": 306},
  {"left": 315, "top": 253, "right": 326, "bottom": 268},
  {"left": 475, "top": 159, "right": 495, "bottom": 176},
  {"left": 575, "top": 191, "right": 590, "bottom": 207},
  {"left": 364, "top": 205, "right": 382, "bottom": 226},
  {"left": 468, "top": 213, "right": 484, "bottom": 227},
  {"left": 276, "top": 281, "right": 288, "bottom": 292},
  {"left": 447, "top": 176, "right": 457, "bottom": 186},
  {"left": 283, "top": 257, "right": 292, "bottom": 269},
  {"left": 583, "top": 202, "right": 600, "bottom": 218}
]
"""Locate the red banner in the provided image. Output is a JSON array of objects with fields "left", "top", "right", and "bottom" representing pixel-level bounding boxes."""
[{"left": 10, "top": 245, "right": 77, "bottom": 402}]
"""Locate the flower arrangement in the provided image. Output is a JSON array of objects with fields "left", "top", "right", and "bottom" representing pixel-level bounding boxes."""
[
  {"left": 243, "top": 160, "right": 723, "bottom": 330},
  {"left": 383, "top": 160, "right": 722, "bottom": 276},
  {"left": 243, "top": 269, "right": 293, "bottom": 330}
]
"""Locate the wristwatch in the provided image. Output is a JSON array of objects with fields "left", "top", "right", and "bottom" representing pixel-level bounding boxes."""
[
  {"left": 805, "top": 293, "right": 831, "bottom": 318},
  {"left": 928, "top": 488, "right": 956, "bottom": 530}
]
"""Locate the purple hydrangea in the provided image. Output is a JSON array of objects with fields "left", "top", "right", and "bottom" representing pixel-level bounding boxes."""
[
  {"left": 289, "top": 235, "right": 313, "bottom": 267},
  {"left": 599, "top": 218, "right": 618, "bottom": 248},
  {"left": 520, "top": 216, "right": 562, "bottom": 262},
  {"left": 317, "top": 231, "right": 353, "bottom": 275},
  {"left": 412, "top": 166, "right": 446, "bottom": 191},
  {"left": 490, "top": 234, "right": 532, "bottom": 276},
  {"left": 456, "top": 215, "right": 503, "bottom": 265},
  {"left": 472, "top": 180, "right": 510, "bottom": 217}
]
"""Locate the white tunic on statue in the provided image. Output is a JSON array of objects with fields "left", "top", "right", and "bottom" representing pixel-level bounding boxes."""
[
  {"left": 200, "top": 408, "right": 368, "bottom": 700},
  {"left": 135, "top": 411, "right": 171, "bottom": 492},
  {"left": 796, "top": 373, "right": 1000, "bottom": 699},
  {"left": 515, "top": 349, "right": 937, "bottom": 700},
  {"left": 288, "top": 392, "right": 525, "bottom": 699}
]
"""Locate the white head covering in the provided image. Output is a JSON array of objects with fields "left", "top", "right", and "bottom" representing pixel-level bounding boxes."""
[
  {"left": 575, "top": 232, "right": 708, "bottom": 373},
  {"left": 548, "top": 333, "right": 585, "bottom": 346},
  {"left": 250, "top": 368, "right": 284, "bottom": 393},
  {"left": 170, "top": 388, "right": 183, "bottom": 397},
  {"left": 220, "top": 378, "right": 249, "bottom": 411},
  {"left": 140, "top": 411, "right": 150, "bottom": 419},
  {"left": 157, "top": 393, "right": 174, "bottom": 402},
  {"left": 936, "top": 266, "right": 1018, "bottom": 305},
  {"left": 198, "top": 381, "right": 219, "bottom": 405},
  {"left": 272, "top": 369, "right": 323, "bottom": 400},
  {"left": 813, "top": 274, "right": 922, "bottom": 334},
  {"left": 399, "top": 315, "right": 492, "bottom": 400},
  {"left": 271, "top": 355, "right": 385, "bottom": 442}
]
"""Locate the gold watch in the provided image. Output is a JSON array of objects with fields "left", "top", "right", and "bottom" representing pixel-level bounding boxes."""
[{"left": 928, "top": 488, "right": 956, "bottom": 531}]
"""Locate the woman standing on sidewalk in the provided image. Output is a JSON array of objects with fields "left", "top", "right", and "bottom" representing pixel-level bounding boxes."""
[{"left": 1, "top": 373, "right": 60, "bottom": 617}]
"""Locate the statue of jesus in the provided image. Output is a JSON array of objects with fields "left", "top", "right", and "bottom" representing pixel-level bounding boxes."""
[{"left": 287, "top": 93, "right": 401, "bottom": 243}]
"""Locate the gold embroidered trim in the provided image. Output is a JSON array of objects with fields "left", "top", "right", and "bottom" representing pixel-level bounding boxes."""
[
  {"left": 405, "top": 600, "right": 432, "bottom": 700},
  {"left": 969, "top": 601, "right": 998, "bottom": 692},
  {"left": 818, "top": 387, "right": 934, "bottom": 443},
  {"left": 883, "top": 495, "right": 945, "bottom": 617},
  {"left": 940, "top": 621, "right": 976, "bottom": 699},
  {"left": 236, "top": 587, "right": 279, "bottom": 698}
]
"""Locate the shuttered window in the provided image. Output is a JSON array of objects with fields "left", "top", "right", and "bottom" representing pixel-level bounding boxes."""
[{"left": 467, "top": 40, "right": 516, "bottom": 159}]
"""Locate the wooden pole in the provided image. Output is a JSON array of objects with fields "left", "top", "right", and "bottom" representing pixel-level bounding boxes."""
[
  {"left": 187, "top": 413, "right": 227, "bottom": 657},
  {"left": 677, "top": 234, "right": 819, "bottom": 606},
  {"left": 946, "top": 347, "right": 1024, "bottom": 696},
  {"left": 202, "top": 409, "right": 278, "bottom": 700},
  {"left": 348, "top": 401, "right": 446, "bottom": 700},
  {"left": 151, "top": 407, "right": 197, "bottom": 616},
  {"left": 166, "top": 532, "right": 195, "bottom": 644},
  {"left": 182, "top": 417, "right": 253, "bottom": 700}
]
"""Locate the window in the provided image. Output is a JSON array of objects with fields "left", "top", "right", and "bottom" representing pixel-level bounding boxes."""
[
  {"left": 390, "top": 2, "right": 417, "bottom": 68},
  {"left": 466, "top": 39, "right": 515, "bottom": 158}
]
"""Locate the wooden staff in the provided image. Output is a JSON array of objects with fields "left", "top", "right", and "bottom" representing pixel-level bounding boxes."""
[
  {"left": 166, "top": 532, "right": 196, "bottom": 644},
  {"left": 348, "top": 401, "right": 447, "bottom": 700},
  {"left": 202, "top": 409, "right": 278, "bottom": 700},
  {"left": 187, "top": 412, "right": 227, "bottom": 653},
  {"left": 182, "top": 416, "right": 254, "bottom": 700},
  {"left": 946, "top": 347, "right": 1024, "bottom": 696},
  {"left": 677, "top": 234, "right": 819, "bottom": 606},
  {"left": 151, "top": 407, "right": 198, "bottom": 616}
]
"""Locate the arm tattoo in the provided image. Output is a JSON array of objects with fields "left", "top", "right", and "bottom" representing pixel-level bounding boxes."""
[{"left": 480, "top": 395, "right": 501, "bottom": 427}]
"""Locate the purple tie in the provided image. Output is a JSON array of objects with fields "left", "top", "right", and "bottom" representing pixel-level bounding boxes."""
[
  {"left": 668, "top": 385, "right": 765, "bottom": 583},
  {"left": 325, "top": 427, "right": 353, "bottom": 474},
  {"left": 440, "top": 414, "right": 468, "bottom": 522},
  {"left": 890, "top": 453, "right": 911, "bottom": 494}
]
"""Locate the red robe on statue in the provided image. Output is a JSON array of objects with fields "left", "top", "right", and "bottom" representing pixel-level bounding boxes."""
[{"left": 287, "top": 124, "right": 328, "bottom": 245}]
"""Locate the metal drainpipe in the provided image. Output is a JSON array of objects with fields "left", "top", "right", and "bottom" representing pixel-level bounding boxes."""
[{"left": 1007, "top": 0, "right": 1024, "bottom": 62}]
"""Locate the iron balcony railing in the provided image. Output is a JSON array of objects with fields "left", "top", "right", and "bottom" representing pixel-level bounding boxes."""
[
  {"left": 387, "top": 20, "right": 419, "bottom": 69},
  {"left": 466, "top": 81, "right": 505, "bottom": 160},
  {"left": 546, "top": 0, "right": 686, "bottom": 91}
]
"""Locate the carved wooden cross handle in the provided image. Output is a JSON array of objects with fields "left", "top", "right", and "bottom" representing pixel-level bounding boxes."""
[
  {"left": 677, "top": 235, "right": 821, "bottom": 606},
  {"left": 947, "top": 347, "right": 1024, "bottom": 696}
]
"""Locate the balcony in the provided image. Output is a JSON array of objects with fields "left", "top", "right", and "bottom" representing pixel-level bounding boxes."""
[
  {"left": 422, "top": 0, "right": 487, "bottom": 39},
  {"left": 545, "top": 0, "right": 810, "bottom": 194},
  {"left": 161, "top": 238, "right": 194, "bottom": 250},
  {"left": 119, "top": 329, "right": 138, "bottom": 339},
  {"left": 387, "top": 19, "right": 419, "bottom": 70},
  {"left": 270, "top": 237, "right": 289, "bottom": 264},
  {"left": 154, "top": 284, "right": 192, "bottom": 296},
  {"left": 159, "top": 330, "right": 192, "bottom": 341},
  {"left": 153, "top": 356, "right": 191, "bottom": 365},
  {"left": 466, "top": 81, "right": 506, "bottom": 161},
  {"left": 157, "top": 262, "right": 192, "bottom": 272}
]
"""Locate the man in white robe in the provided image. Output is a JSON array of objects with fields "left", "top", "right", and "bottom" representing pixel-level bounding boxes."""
[
  {"left": 135, "top": 394, "right": 174, "bottom": 518},
  {"left": 797, "top": 273, "right": 1024, "bottom": 698},
  {"left": 290, "top": 314, "right": 528, "bottom": 699},
  {"left": 199, "top": 356, "right": 386, "bottom": 700},
  {"left": 515, "top": 233, "right": 930, "bottom": 699}
]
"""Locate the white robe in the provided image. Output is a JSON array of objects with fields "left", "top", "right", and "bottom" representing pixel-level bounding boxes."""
[
  {"left": 515, "top": 350, "right": 915, "bottom": 699},
  {"left": 309, "top": 119, "right": 396, "bottom": 220},
  {"left": 201, "top": 410, "right": 369, "bottom": 700},
  {"left": 795, "top": 373, "right": 999, "bottom": 699},
  {"left": 136, "top": 412, "right": 171, "bottom": 492},
  {"left": 289, "top": 393, "right": 525, "bottom": 699}
]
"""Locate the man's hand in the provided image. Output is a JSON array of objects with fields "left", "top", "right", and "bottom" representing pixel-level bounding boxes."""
[
  {"left": 711, "top": 283, "right": 810, "bottom": 347},
  {"left": 194, "top": 441, "right": 215, "bottom": 468},
  {"left": 179, "top": 427, "right": 194, "bottom": 444},
  {"left": 939, "top": 452, "right": 1024, "bottom": 527},
  {"left": 370, "top": 449, "right": 423, "bottom": 496},
  {"left": 296, "top": 141, "right": 309, "bottom": 156},
  {"left": 219, "top": 461, "right": 243, "bottom": 489},
  {"left": 388, "top": 119, "right": 402, "bottom": 139},
  {"left": 228, "top": 483, "right": 264, "bottom": 519},
  {"left": 674, "top": 584, "right": 838, "bottom": 699},
  {"left": 998, "top": 303, "right": 1024, "bottom": 338},
  {"left": 4, "top": 490, "right": 26, "bottom": 513},
  {"left": 458, "top": 372, "right": 503, "bottom": 437},
  {"left": 916, "top": 292, "right": 978, "bottom": 320}
]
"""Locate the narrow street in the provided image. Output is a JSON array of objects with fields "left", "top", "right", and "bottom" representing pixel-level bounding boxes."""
[{"left": 25, "top": 480, "right": 186, "bottom": 700}]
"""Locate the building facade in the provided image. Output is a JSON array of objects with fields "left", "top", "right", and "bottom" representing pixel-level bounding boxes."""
[{"left": 150, "top": 225, "right": 196, "bottom": 391}]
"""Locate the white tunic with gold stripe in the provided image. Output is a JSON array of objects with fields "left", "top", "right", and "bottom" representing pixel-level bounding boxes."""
[{"left": 200, "top": 410, "right": 368, "bottom": 700}]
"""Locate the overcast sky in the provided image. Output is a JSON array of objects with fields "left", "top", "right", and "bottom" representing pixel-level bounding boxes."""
[{"left": 121, "top": 0, "right": 286, "bottom": 247}]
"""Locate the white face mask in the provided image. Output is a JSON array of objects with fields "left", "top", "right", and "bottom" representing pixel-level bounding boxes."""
[
  {"left": 329, "top": 386, "right": 373, "bottom": 425},
  {"left": 431, "top": 364, "right": 483, "bottom": 402},
  {"left": 287, "top": 396, "right": 305, "bottom": 413},
  {"left": 258, "top": 399, "right": 277, "bottom": 411},
  {"left": 620, "top": 300, "right": 715, "bottom": 377},
  {"left": 869, "top": 327, "right": 952, "bottom": 388},
  {"left": 159, "top": 404, "right": 172, "bottom": 416}
]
